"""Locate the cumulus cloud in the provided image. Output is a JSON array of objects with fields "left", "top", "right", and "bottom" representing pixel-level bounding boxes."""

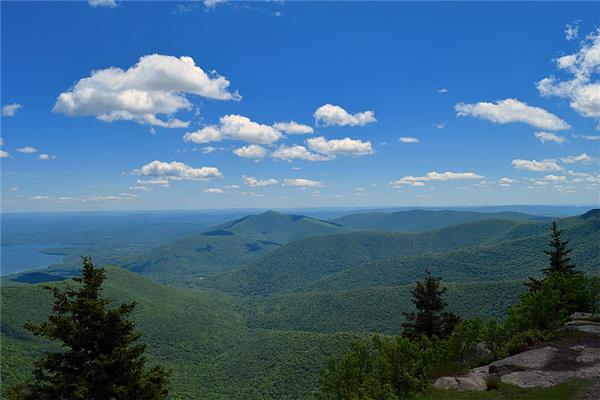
[
  {"left": 390, "top": 171, "right": 484, "bottom": 188},
  {"left": 129, "top": 185, "right": 150, "bottom": 191},
  {"left": 455, "top": 98, "right": 570, "bottom": 131},
  {"left": 273, "top": 121, "right": 314, "bottom": 134},
  {"left": 233, "top": 144, "right": 268, "bottom": 159},
  {"left": 30, "top": 195, "right": 51, "bottom": 201},
  {"left": 399, "top": 137, "right": 419, "bottom": 143},
  {"left": 561, "top": 152, "right": 597, "bottom": 164},
  {"left": 565, "top": 22, "right": 579, "bottom": 41},
  {"left": 498, "top": 178, "right": 517, "bottom": 187},
  {"left": 307, "top": 136, "right": 373, "bottom": 156},
  {"left": 534, "top": 131, "right": 566, "bottom": 144},
  {"left": 0, "top": 150, "right": 10, "bottom": 158},
  {"left": 314, "top": 104, "right": 376, "bottom": 126},
  {"left": 88, "top": 0, "right": 117, "bottom": 7},
  {"left": 133, "top": 160, "right": 222, "bottom": 181},
  {"left": 38, "top": 153, "right": 56, "bottom": 160},
  {"left": 2, "top": 103, "right": 22, "bottom": 116},
  {"left": 271, "top": 145, "right": 333, "bottom": 162},
  {"left": 16, "top": 146, "right": 38, "bottom": 154},
  {"left": 283, "top": 178, "right": 325, "bottom": 188},
  {"left": 511, "top": 159, "right": 564, "bottom": 172},
  {"left": 184, "top": 114, "right": 280, "bottom": 144},
  {"left": 438, "top": 88, "right": 449, "bottom": 93},
  {"left": 54, "top": 54, "right": 239, "bottom": 128},
  {"left": 204, "top": 188, "right": 224, "bottom": 194},
  {"left": 537, "top": 29, "right": 600, "bottom": 121},
  {"left": 243, "top": 175, "right": 278, "bottom": 187}
]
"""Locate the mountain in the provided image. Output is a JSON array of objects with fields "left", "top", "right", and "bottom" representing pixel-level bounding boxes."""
[
  {"left": 114, "top": 210, "right": 349, "bottom": 285},
  {"left": 331, "top": 209, "right": 547, "bottom": 232},
  {"left": 205, "top": 211, "right": 600, "bottom": 295}
]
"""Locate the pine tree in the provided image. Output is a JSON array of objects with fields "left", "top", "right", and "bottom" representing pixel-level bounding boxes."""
[
  {"left": 543, "top": 221, "right": 576, "bottom": 276},
  {"left": 8, "top": 257, "right": 169, "bottom": 400},
  {"left": 402, "top": 270, "right": 459, "bottom": 340},
  {"left": 527, "top": 222, "right": 578, "bottom": 292}
]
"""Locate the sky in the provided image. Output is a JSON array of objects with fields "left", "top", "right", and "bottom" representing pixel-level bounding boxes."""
[{"left": 1, "top": 1, "right": 599, "bottom": 212}]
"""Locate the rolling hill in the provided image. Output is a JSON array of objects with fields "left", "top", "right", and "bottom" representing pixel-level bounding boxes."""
[
  {"left": 204, "top": 211, "right": 599, "bottom": 295},
  {"left": 331, "top": 209, "right": 547, "bottom": 232}
]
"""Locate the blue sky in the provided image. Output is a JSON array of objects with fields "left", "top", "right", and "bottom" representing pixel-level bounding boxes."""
[{"left": 1, "top": 1, "right": 599, "bottom": 212}]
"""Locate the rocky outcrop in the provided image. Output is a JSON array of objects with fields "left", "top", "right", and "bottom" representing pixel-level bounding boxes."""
[{"left": 433, "top": 312, "right": 600, "bottom": 391}]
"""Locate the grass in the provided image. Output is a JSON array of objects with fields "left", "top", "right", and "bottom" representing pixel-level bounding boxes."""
[{"left": 417, "top": 380, "right": 595, "bottom": 400}]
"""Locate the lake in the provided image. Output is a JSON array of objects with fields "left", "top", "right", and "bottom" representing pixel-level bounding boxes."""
[{"left": 0, "top": 243, "right": 71, "bottom": 275}]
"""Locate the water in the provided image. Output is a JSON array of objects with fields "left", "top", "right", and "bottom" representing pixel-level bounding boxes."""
[{"left": 0, "top": 243, "right": 71, "bottom": 275}]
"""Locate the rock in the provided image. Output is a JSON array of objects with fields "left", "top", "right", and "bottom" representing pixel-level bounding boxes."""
[
  {"left": 433, "top": 371, "right": 488, "bottom": 391},
  {"left": 577, "top": 347, "right": 600, "bottom": 363},
  {"left": 501, "top": 363, "right": 600, "bottom": 388},
  {"left": 490, "top": 346, "right": 558, "bottom": 371},
  {"left": 566, "top": 324, "right": 600, "bottom": 334},
  {"left": 569, "top": 312, "right": 599, "bottom": 321}
]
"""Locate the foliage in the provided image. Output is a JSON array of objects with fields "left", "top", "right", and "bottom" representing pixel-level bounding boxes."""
[
  {"left": 317, "top": 335, "right": 434, "bottom": 400},
  {"left": 402, "top": 271, "right": 459, "bottom": 340},
  {"left": 7, "top": 257, "right": 169, "bottom": 400}
]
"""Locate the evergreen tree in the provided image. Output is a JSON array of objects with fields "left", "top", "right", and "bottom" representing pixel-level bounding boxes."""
[
  {"left": 402, "top": 270, "right": 459, "bottom": 340},
  {"left": 543, "top": 221, "right": 576, "bottom": 276},
  {"left": 8, "top": 257, "right": 169, "bottom": 400},
  {"left": 527, "top": 222, "right": 577, "bottom": 292}
]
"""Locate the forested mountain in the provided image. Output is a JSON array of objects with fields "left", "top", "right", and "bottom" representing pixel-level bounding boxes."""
[
  {"left": 332, "top": 209, "right": 547, "bottom": 232},
  {"left": 2, "top": 209, "right": 599, "bottom": 399},
  {"left": 115, "top": 211, "right": 348, "bottom": 285}
]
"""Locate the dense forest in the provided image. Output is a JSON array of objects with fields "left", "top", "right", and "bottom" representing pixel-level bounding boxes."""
[{"left": 1, "top": 209, "right": 599, "bottom": 399}]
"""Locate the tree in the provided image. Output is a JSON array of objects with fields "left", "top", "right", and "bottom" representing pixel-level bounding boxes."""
[
  {"left": 402, "top": 270, "right": 459, "bottom": 340},
  {"left": 527, "top": 222, "right": 578, "bottom": 292},
  {"left": 8, "top": 257, "right": 169, "bottom": 400}
]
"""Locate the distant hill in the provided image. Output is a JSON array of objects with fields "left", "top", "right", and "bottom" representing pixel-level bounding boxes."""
[
  {"left": 331, "top": 209, "right": 547, "bottom": 232},
  {"left": 117, "top": 210, "right": 348, "bottom": 284},
  {"left": 205, "top": 211, "right": 599, "bottom": 295}
]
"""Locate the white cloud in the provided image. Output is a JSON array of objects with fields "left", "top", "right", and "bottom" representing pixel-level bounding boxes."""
[
  {"left": 561, "top": 152, "right": 596, "bottom": 164},
  {"left": 307, "top": 136, "right": 373, "bottom": 156},
  {"left": 534, "top": 131, "right": 566, "bottom": 144},
  {"left": 38, "top": 153, "right": 56, "bottom": 160},
  {"left": 233, "top": 144, "right": 268, "bottom": 159},
  {"left": 8, "top": 187, "right": 18, "bottom": 192},
  {"left": 283, "top": 178, "right": 325, "bottom": 188},
  {"left": 201, "top": 146, "right": 217, "bottom": 154},
  {"left": 390, "top": 171, "right": 484, "bottom": 187},
  {"left": 498, "top": 178, "right": 517, "bottom": 187},
  {"left": 204, "top": 0, "right": 226, "bottom": 9},
  {"left": 133, "top": 160, "right": 222, "bottom": 181},
  {"left": 204, "top": 188, "right": 224, "bottom": 194},
  {"left": 137, "top": 178, "right": 170, "bottom": 187},
  {"left": 273, "top": 121, "right": 314, "bottom": 134},
  {"left": 537, "top": 29, "right": 600, "bottom": 120},
  {"left": 314, "top": 104, "right": 376, "bottom": 126},
  {"left": 184, "top": 114, "right": 280, "bottom": 144},
  {"left": 225, "top": 184, "right": 240, "bottom": 189},
  {"left": 30, "top": 195, "right": 50, "bottom": 201},
  {"left": 243, "top": 175, "right": 278, "bottom": 187},
  {"left": 580, "top": 135, "right": 600, "bottom": 140},
  {"left": 565, "top": 22, "right": 579, "bottom": 41},
  {"left": 399, "top": 137, "right": 419, "bottom": 143},
  {"left": 438, "top": 88, "right": 449, "bottom": 93},
  {"left": 0, "top": 150, "right": 10, "bottom": 158},
  {"left": 88, "top": 0, "right": 117, "bottom": 7},
  {"left": 54, "top": 54, "right": 239, "bottom": 127},
  {"left": 2, "top": 103, "right": 22, "bottom": 116},
  {"left": 16, "top": 146, "right": 38, "bottom": 154},
  {"left": 271, "top": 145, "right": 332, "bottom": 162},
  {"left": 543, "top": 174, "right": 567, "bottom": 182},
  {"left": 129, "top": 185, "right": 150, "bottom": 191},
  {"left": 511, "top": 159, "right": 564, "bottom": 172},
  {"left": 455, "top": 98, "right": 570, "bottom": 131},
  {"left": 433, "top": 122, "right": 446, "bottom": 129}
]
